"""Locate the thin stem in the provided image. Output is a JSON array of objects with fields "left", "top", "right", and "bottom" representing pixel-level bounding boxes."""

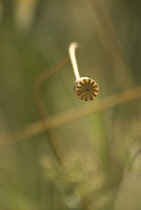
[
  {"left": 86, "top": 0, "right": 134, "bottom": 88},
  {"left": 1, "top": 84, "right": 141, "bottom": 145},
  {"left": 68, "top": 42, "right": 80, "bottom": 80},
  {"left": 33, "top": 56, "right": 70, "bottom": 165}
]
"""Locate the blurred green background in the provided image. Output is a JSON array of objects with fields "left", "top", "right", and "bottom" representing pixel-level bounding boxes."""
[{"left": 0, "top": 0, "right": 141, "bottom": 209}]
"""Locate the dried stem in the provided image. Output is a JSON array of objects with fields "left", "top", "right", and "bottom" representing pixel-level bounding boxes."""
[
  {"left": 1, "top": 85, "right": 141, "bottom": 146},
  {"left": 33, "top": 55, "right": 70, "bottom": 165},
  {"left": 86, "top": 0, "right": 134, "bottom": 88}
]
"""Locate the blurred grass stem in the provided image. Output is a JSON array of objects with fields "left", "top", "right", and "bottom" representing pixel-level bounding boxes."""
[
  {"left": 33, "top": 55, "right": 70, "bottom": 164},
  {"left": 1, "top": 85, "right": 141, "bottom": 146},
  {"left": 86, "top": 0, "right": 134, "bottom": 88}
]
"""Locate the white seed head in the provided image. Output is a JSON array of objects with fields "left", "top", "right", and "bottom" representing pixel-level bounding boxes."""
[{"left": 73, "top": 77, "right": 99, "bottom": 101}]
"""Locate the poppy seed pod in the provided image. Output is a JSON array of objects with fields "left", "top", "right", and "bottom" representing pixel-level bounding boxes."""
[
  {"left": 69, "top": 42, "right": 99, "bottom": 101},
  {"left": 73, "top": 77, "right": 99, "bottom": 101}
]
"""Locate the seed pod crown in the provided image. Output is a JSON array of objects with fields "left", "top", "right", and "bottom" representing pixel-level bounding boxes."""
[{"left": 74, "top": 77, "right": 99, "bottom": 101}]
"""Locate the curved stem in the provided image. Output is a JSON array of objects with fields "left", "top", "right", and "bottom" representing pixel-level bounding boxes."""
[
  {"left": 33, "top": 56, "right": 70, "bottom": 165},
  {"left": 68, "top": 42, "right": 80, "bottom": 80}
]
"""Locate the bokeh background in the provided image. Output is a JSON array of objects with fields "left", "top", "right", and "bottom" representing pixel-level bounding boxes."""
[{"left": 1, "top": 0, "right": 141, "bottom": 209}]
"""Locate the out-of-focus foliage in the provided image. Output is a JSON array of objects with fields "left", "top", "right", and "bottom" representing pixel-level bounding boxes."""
[
  {"left": 41, "top": 152, "right": 112, "bottom": 209},
  {"left": 0, "top": 0, "right": 141, "bottom": 210}
]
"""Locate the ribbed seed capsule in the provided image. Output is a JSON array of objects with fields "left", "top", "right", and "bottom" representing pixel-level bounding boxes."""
[{"left": 74, "top": 77, "right": 99, "bottom": 101}]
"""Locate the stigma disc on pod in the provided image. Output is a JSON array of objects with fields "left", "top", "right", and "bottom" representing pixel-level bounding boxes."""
[{"left": 73, "top": 77, "right": 99, "bottom": 101}]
